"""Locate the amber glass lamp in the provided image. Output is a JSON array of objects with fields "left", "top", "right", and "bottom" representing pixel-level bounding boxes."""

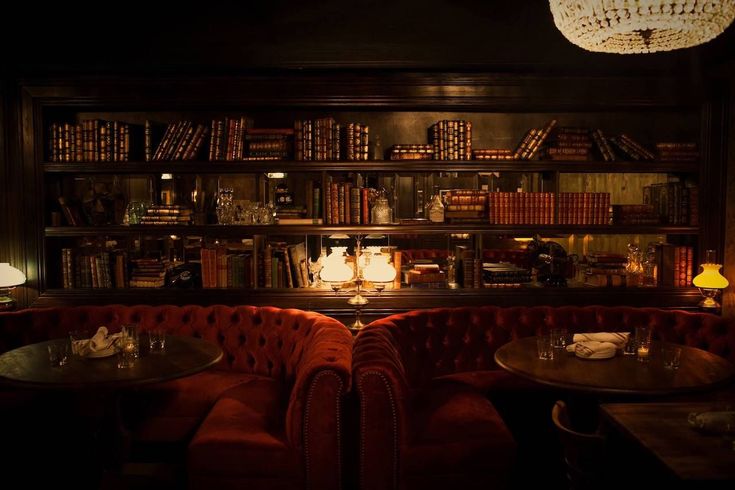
[
  {"left": 692, "top": 250, "right": 729, "bottom": 310},
  {"left": 0, "top": 263, "right": 26, "bottom": 310}
]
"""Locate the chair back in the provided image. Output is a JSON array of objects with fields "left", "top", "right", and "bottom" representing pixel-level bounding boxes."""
[{"left": 551, "top": 400, "right": 606, "bottom": 490}]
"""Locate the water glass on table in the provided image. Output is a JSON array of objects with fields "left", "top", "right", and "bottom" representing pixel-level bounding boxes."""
[
  {"left": 537, "top": 333, "right": 554, "bottom": 360},
  {"left": 47, "top": 340, "right": 69, "bottom": 367},
  {"left": 662, "top": 345, "right": 682, "bottom": 370},
  {"left": 148, "top": 328, "right": 166, "bottom": 353},
  {"left": 121, "top": 324, "right": 140, "bottom": 358},
  {"left": 551, "top": 328, "right": 568, "bottom": 350},
  {"left": 116, "top": 337, "right": 137, "bottom": 369}
]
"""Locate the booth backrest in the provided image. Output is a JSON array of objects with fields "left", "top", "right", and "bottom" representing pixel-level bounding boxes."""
[
  {"left": 366, "top": 306, "right": 735, "bottom": 387},
  {"left": 0, "top": 305, "right": 339, "bottom": 384}
]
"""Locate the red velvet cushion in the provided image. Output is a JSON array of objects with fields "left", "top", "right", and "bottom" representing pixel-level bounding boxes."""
[
  {"left": 188, "top": 380, "right": 300, "bottom": 486},
  {"left": 404, "top": 386, "right": 515, "bottom": 477},
  {"left": 130, "top": 371, "right": 282, "bottom": 443}
]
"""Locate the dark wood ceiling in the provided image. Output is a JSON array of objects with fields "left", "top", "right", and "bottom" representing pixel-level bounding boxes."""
[{"left": 3, "top": 0, "right": 735, "bottom": 77}]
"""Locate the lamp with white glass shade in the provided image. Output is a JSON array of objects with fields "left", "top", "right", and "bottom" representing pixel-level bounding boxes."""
[{"left": 0, "top": 263, "right": 26, "bottom": 310}]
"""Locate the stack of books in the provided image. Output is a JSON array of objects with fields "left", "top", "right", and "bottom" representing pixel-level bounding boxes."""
[
  {"left": 482, "top": 263, "right": 531, "bottom": 287},
  {"left": 541, "top": 127, "right": 592, "bottom": 161},
  {"left": 129, "top": 258, "right": 169, "bottom": 288},
  {"left": 444, "top": 190, "right": 488, "bottom": 221},
  {"left": 584, "top": 252, "right": 628, "bottom": 287},
  {"left": 473, "top": 148, "right": 515, "bottom": 161},
  {"left": 244, "top": 128, "right": 293, "bottom": 160},
  {"left": 139, "top": 205, "right": 192, "bottom": 225},
  {"left": 655, "top": 142, "right": 698, "bottom": 161},
  {"left": 405, "top": 263, "right": 445, "bottom": 288},
  {"left": 389, "top": 144, "right": 434, "bottom": 160}
]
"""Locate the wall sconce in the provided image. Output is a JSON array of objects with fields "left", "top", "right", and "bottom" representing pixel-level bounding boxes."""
[
  {"left": 0, "top": 263, "right": 26, "bottom": 311},
  {"left": 692, "top": 249, "right": 729, "bottom": 311}
]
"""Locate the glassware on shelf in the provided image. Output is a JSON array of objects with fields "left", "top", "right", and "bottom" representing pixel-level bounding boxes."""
[
  {"left": 625, "top": 243, "right": 643, "bottom": 287},
  {"left": 642, "top": 241, "right": 658, "bottom": 287},
  {"left": 426, "top": 188, "right": 445, "bottom": 223},
  {"left": 123, "top": 201, "right": 147, "bottom": 225},
  {"left": 216, "top": 188, "right": 235, "bottom": 225},
  {"left": 371, "top": 189, "right": 393, "bottom": 224}
]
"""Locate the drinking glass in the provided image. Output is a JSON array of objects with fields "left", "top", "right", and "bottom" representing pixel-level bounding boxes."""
[
  {"left": 148, "top": 328, "right": 166, "bottom": 353},
  {"left": 551, "top": 328, "right": 568, "bottom": 349},
  {"left": 116, "top": 338, "right": 137, "bottom": 369},
  {"left": 121, "top": 324, "right": 140, "bottom": 358},
  {"left": 662, "top": 345, "right": 682, "bottom": 370},
  {"left": 69, "top": 329, "right": 90, "bottom": 356},
  {"left": 537, "top": 334, "right": 554, "bottom": 360}
]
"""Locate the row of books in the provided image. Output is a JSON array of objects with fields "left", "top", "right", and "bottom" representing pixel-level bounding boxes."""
[
  {"left": 200, "top": 247, "right": 254, "bottom": 288},
  {"left": 643, "top": 183, "right": 699, "bottom": 226},
  {"left": 61, "top": 249, "right": 119, "bottom": 288},
  {"left": 49, "top": 117, "right": 699, "bottom": 164},
  {"left": 149, "top": 120, "right": 210, "bottom": 161},
  {"left": 49, "top": 120, "right": 131, "bottom": 162},
  {"left": 487, "top": 192, "right": 556, "bottom": 225},
  {"left": 656, "top": 244, "right": 694, "bottom": 288},
  {"left": 261, "top": 242, "right": 309, "bottom": 288},
  {"left": 430, "top": 120, "right": 473, "bottom": 161},
  {"left": 324, "top": 180, "right": 372, "bottom": 225},
  {"left": 557, "top": 192, "right": 611, "bottom": 225}
]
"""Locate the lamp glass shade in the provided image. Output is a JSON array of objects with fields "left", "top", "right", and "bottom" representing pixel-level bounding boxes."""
[
  {"left": 692, "top": 263, "right": 729, "bottom": 290},
  {"left": 363, "top": 253, "right": 396, "bottom": 283},
  {"left": 0, "top": 263, "right": 26, "bottom": 288},
  {"left": 320, "top": 248, "right": 354, "bottom": 283}
]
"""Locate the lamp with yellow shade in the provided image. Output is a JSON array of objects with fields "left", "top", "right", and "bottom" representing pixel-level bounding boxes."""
[
  {"left": 692, "top": 250, "right": 729, "bottom": 311},
  {"left": 0, "top": 263, "right": 26, "bottom": 311}
]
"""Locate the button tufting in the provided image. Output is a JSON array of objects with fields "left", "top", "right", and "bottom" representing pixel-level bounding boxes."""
[
  {"left": 239, "top": 334, "right": 247, "bottom": 344},
  {"left": 253, "top": 316, "right": 261, "bottom": 325},
  {"left": 259, "top": 336, "right": 266, "bottom": 347}
]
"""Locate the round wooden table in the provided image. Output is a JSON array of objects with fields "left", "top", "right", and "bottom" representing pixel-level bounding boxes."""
[
  {"left": 0, "top": 335, "right": 223, "bottom": 390},
  {"left": 494, "top": 337, "right": 735, "bottom": 396}
]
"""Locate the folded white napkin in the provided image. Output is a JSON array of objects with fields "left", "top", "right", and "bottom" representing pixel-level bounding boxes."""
[
  {"left": 572, "top": 332, "right": 629, "bottom": 347},
  {"left": 79, "top": 326, "right": 121, "bottom": 355},
  {"left": 566, "top": 340, "right": 618, "bottom": 359}
]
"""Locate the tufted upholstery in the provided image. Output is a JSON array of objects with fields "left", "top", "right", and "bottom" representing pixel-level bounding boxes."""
[
  {"left": 353, "top": 305, "right": 735, "bottom": 490},
  {"left": 0, "top": 305, "right": 353, "bottom": 490}
]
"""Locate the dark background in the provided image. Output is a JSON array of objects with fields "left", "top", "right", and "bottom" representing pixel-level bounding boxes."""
[{"left": 2, "top": 0, "right": 734, "bottom": 76}]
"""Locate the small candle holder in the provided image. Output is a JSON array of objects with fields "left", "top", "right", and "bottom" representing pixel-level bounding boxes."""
[{"left": 635, "top": 326, "right": 651, "bottom": 363}]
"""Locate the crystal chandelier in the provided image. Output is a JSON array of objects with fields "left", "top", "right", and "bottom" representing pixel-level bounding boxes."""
[{"left": 549, "top": 1, "right": 735, "bottom": 54}]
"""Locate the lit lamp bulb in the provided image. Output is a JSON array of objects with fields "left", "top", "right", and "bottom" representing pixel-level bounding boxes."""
[
  {"left": 0, "top": 263, "right": 26, "bottom": 311},
  {"left": 692, "top": 250, "right": 729, "bottom": 310},
  {"left": 363, "top": 253, "right": 396, "bottom": 294},
  {"left": 320, "top": 247, "right": 354, "bottom": 293}
]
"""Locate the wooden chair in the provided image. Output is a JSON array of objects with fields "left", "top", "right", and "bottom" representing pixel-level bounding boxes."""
[{"left": 551, "top": 400, "right": 607, "bottom": 490}]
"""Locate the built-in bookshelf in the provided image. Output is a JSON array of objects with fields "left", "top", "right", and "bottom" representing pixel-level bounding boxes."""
[{"left": 13, "top": 73, "right": 727, "bottom": 319}]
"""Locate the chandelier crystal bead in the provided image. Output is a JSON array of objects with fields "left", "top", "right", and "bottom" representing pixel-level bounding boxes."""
[{"left": 549, "top": 1, "right": 735, "bottom": 54}]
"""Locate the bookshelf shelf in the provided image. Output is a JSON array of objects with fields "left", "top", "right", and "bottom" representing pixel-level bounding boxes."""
[
  {"left": 15, "top": 73, "right": 723, "bottom": 313},
  {"left": 42, "top": 160, "right": 699, "bottom": 175},
  {"left": 44, "top": 224, "right": 701, "bottom": 237},
  {"left": 33, "top": 287, "right": 703, "bottom": 314}
]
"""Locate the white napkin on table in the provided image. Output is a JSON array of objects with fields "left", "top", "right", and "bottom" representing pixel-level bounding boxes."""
[
  {"left": 566, "top": 340, "right": 618, "bottom": 359},
  {"left": 79, "top": 326, "right": 121, "bottom": 355},
  {"left": 572, "top": 332, "right": 629, "bottom": 348}
]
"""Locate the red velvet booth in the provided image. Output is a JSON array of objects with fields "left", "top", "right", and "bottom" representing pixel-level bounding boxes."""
[
  {"left": 0, "top": 305, "right": 353, "bottom": 490},
  {"left": 353, "top": 305, "right": 735, "bottom": 490}
]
